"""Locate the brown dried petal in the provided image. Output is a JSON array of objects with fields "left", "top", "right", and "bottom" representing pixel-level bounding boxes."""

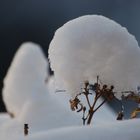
[
  {"left": 69, "top": 98, "right": 80, "bottom": 111},
  {"left": 130, "top": 108, "right": 140, "bottom": 119}
]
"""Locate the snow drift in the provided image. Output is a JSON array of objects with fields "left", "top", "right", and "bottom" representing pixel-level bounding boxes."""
[
  {"left": 1, "top": 42, "right": 82, "bottom": 136},
  {"left": 26, "top": 119, "right": 140, "bottom": 140}
]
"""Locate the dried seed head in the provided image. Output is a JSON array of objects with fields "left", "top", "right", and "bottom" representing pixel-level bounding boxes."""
[{"left": 69, "top": 98, "right": 80, "bottom": 111}]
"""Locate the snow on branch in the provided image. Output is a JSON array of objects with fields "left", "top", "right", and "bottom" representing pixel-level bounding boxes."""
[
  {"left": 49, "top": 15, "right": 140, "bottom": 123},
  {"left": 49, "top": 15, "right": 140, "bottom": 100}
]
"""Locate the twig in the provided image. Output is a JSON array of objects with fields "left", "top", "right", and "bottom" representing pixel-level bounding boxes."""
[
  {"left": 94, "top": 98, "right": 107, "bottom": 113},
  {"left": 85, "top": 94, "right": 91, "bottom": 108}
]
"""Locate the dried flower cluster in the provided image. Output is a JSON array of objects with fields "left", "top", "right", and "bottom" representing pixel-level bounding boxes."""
[{"left": 70, "top": 76, "right": 140, "bottom": 125}]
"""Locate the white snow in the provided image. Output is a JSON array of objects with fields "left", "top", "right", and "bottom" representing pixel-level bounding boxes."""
[
  {"left": 2, "top": 42, "right": 48, "bottom": 117},
  {"left": 0, "top": 42, "right": 81, "bottom": 139},
  {"left": 0, "top": 40, "right": 116, "bottom": 140},
  {"left": 1, "top": 15, "right": 140, "bottom": 140},
  {"left": 2, "top": 42, "right": 82, "bottom": 132},
  {"left": 49, "top": 15, "right": 140, "bottom": 99},
  {"left": 0, "top": 113, "right": 10, "bottom": 124},
  {"left": 23, "top": 119, "right": 140, "bottom": 140},
  {"left": 0, "top": 116, "right": 140, "bottom": 140}
]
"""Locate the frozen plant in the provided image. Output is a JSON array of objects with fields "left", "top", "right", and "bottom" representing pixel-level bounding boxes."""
[
  {"left": 69, "top": 76, "right": 116, "bottom": 125},
  {"left": 49, "top": 15, "right": 140, "bottom": 124}
]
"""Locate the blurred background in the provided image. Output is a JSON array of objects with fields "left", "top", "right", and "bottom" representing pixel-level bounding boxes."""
[{"left": 0, "top": 0, "right": 140, "bottom": 113}]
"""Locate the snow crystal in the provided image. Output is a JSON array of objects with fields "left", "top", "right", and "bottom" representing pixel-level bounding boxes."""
[
  {"left": 2, "top": 42, "right": 48, "bottom": 117},
  {"left": 49, "top": 15, "right": 140, "bottom": 99}
]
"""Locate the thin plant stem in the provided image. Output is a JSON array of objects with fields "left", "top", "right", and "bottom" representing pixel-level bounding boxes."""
[
  {"left": 94, "top": 98, "right": 107, "bottom": 113},
  {"left": 85, "top": 94, "right": 91, "bottom": 108},
  {"left": 86, "top": 94, "right": 98, "bottom": 125}
]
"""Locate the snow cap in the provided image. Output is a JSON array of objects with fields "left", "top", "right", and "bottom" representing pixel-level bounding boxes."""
[
  {"left": 3, "top": 42, "right": 48, "bottom": 117},
  {"left": 49, "top": 15, "right": 140, "bottom": 99}
]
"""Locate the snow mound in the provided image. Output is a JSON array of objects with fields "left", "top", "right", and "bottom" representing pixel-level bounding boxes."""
[
  {"left": 27, "top": 119, "right": 140, "bottom": 140},
  {"left": 49, "top": 15, "right": 140, "bottom": 99},
  {"left": 2, "top": 42, "right": 48, "bottom": 117},
  {"left": 2, "top": 42, "right": 81, "bottom": 134}
]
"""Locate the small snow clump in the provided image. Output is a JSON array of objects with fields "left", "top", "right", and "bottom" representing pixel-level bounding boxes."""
[{"left": 3, "top": 42, "right": 48, "bottom": 117}]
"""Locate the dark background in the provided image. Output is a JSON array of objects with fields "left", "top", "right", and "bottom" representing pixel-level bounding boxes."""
[{"left": 0, "top": 0, "right": 140, "bottom": 113}]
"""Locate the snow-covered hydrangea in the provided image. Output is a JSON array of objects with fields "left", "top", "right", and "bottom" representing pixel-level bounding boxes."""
[
  {"left": 49, "top": 15, "right": 140, "bottom": 99},
  {"left": 3, "top": 42, "right": 48, "bottom": 117}
]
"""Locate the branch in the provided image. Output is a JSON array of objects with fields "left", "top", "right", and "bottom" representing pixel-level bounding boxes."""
[
  {"left": 94, "top": 98, "right": 107, "bottom": 113},
  {"left": 91, "top": 91, "right": 103, "bottom": 110},
  {"left": 85, "top": 94, "right": 92, "bottom": 108}
]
